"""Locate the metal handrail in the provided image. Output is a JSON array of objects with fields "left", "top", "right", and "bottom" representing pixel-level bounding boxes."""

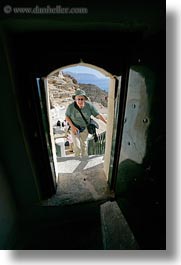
[{"left": 88, "top": 131, "right": 106, "bottom": 155}]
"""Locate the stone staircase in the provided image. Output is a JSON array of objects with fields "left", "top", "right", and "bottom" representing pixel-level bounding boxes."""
[
  {"left": 100, "top": 201, "right": 139, "bottom": 249},
  {"left": 16, "top": 155, "right": 139, "bottom": 249},
  {"left": 42, "top": 155, "right": 113, "bottom": 206}
]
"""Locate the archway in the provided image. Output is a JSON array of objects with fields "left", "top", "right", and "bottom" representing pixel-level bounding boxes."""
[
  {"left": 46, "top": 63, "right": 116, "bottom": 177},
  {"left": 40, "top": 62, "right": 118, "bottom": 205}
]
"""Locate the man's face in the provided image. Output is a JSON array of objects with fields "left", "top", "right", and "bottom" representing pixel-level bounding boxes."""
[{"left": 75, "top": 96, "right": 85, "bottom": 108}]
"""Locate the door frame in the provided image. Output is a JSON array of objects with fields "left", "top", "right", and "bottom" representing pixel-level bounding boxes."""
[
  {"left": 33, "top": 64, "right": 130, "bottom": 198},
  {"left": 108, "top": 66, "right": 130, "bottom": 190},
  {"left": 33, "top": 77, "right": 57, "bottom": 196}
]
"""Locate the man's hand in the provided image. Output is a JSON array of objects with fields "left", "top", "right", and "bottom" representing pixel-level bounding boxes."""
[
  {"left": 65, "top": 116, "right": 79, "bottom": 135},
  {"left": 96, "top": 114, "right": 107, "bottom": 124},
  {"left": 71, "top": 125, "right": 79, "bottom": 135}
]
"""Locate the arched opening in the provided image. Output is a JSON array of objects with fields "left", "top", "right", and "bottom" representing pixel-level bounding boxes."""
[{"left": 38, "top": 62, "right": 119, "bottom": 205}]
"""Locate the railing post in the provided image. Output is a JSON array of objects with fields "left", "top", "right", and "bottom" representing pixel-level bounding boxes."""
[{"left": 88, "top": 131, "right": 106, "bottom": 155}]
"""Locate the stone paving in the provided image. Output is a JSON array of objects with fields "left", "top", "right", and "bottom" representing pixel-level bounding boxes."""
[{"left": 41, "top": 155, "right": 114, "bottom": 206}]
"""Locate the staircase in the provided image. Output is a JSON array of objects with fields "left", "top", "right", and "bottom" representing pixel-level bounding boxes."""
[
  {"left": 42, "top": 155, "right": 113, "bottom": 206},
  {"left": 15, "top": 155, "right": 139, "bottom": 250}
]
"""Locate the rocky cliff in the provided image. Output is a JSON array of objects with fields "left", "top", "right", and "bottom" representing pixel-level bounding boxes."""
[
  {"left": 48, "top": 70, "right": 108, "bottom": 109},
  {"left": 47, "top": 71, "right": 79, "bottom": 109},
  {"left": 79, "top": 84, "right": 108, "bottom": 107}
]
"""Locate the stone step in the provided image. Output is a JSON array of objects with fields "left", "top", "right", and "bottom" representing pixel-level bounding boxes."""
[
  {"left": 100, "top": 201, "right": 139, "bottom": 250},
  {"left": 41, "top": 155, "right": 114, "bottom": 206}
]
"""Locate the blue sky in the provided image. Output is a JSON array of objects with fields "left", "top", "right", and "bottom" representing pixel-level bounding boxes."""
[{"left": 63, "top": 66, "right": 106, "bottom": 78}]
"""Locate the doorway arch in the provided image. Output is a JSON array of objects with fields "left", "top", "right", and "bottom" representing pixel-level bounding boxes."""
[{"left": 44, "top": 62, "right": 117, "bottom": 184}]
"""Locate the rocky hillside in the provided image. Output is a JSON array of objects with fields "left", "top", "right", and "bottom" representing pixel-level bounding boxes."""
[
  {"left": 79, "top": 84, "right": 108, "bottom": 107},
  {"left": 47, "top": 71, "right": 108, "bottom": 109},
  {"left": 47, "top": 71, "right": 79, "bottom": 109}
]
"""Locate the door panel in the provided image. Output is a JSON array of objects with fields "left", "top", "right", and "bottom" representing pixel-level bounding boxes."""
[
  {"left": 43, "top": 78, "right": 59, "bottom": 183},
  {"left": 115, "top": 66, "right": 155, "bottom": 194},
  {"left": 108, "top": 76, "right": 122, "bottom": 187},
  {"left": 108, "top": 66, "right": 130, "bottom": 190},
  {"left": 36, "top": 78, "right": 57, "bottom": 189}
]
